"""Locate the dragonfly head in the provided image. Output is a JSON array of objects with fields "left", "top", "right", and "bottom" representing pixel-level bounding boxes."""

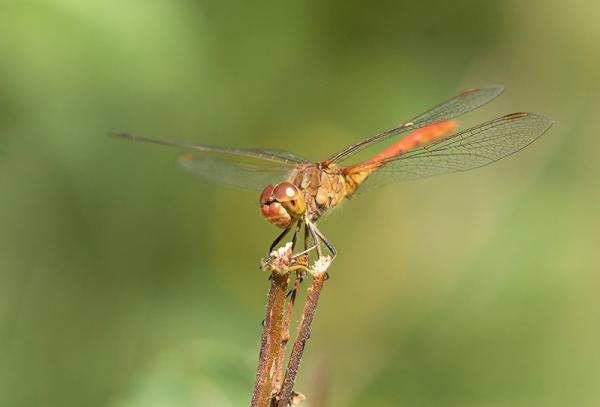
[{"left": 259, "top": 182, "right": 306, "bottom": 228}]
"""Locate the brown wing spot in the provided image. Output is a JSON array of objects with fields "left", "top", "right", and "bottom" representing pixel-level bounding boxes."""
[
  {"left": 503, "top": 112, "right": 529, "bottom": 120},
  {"left": 179, "top": 153, "right": 193, "bottom": 161},
  {"left": 457, "top": 88, "right": 477, "bottom": 97}
]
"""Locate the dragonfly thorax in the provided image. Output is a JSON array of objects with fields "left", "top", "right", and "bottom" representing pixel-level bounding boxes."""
[{"left": 288, "top": 164, "right": 349, "bottom": 222}]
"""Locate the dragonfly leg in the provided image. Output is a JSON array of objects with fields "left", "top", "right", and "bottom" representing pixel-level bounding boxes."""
[
  {"left": 304, "top": 218, "right": 336, "bottom": 261},
  {"left": 305, "top": 219, "right": 323, "bottom": 258},
  {"left": 311, "top": 222, "right": 337, "bottom": 261},
  {"left": 289, "top": 224, "right": 313, "bottom": 298},
  {"left": 291, "top": 221, "right": 302, "bottom": 251},
  {"left": 269, "top": 226, "right": 292, "bottom": 255},
  {"left": 304, "top": 223, "right": 309, "bottom": 251},
  {"left": 292, "top": 223, "right": 315, "bottom": 259}
]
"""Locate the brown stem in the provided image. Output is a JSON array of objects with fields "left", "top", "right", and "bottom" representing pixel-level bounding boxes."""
[
  {"left": 276, "top": 272, "right": 327, "bottom": 407},
  {"left": 251, "top": 271, "right": 289, "bottom": 407},
  {"left": 272, "top": 272, "right": 301, "bottom": 393}
]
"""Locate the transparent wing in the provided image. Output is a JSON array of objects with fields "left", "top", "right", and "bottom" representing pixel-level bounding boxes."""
[
  {"left": 113, "top": 132, "right": 309, "bottom": 164},
  {"left": 347, "top": 112, "right": 553, "bottom": 192},
  {"left": 177, "top": 153, "right": 295, "bottom": 191},
  {"left": 328, "top": 85, "right": 505, "bottom": 163},
  {"left": 113, "top": 132, "right": 304, "bottom": 191}
]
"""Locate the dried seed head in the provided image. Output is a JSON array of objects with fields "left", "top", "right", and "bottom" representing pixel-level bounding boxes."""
[{"left": 311, "top": 256, "right": 332, "bottom": 276}]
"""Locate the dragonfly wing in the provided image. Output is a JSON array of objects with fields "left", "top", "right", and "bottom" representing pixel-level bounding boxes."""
[
  {"left": 177, "top": 153, "right": 294, "bottom": 192},
  {"left": 408, "top": 85, "right": 505, "bottom": 128},
  {"left": 347, "top": 112, "right": 553, "bottom": 192},
  {"left": 113, "top": 132, "right": 309, "bottom": 164},
  {"left": 328, "top": 85, "right": 505, "bottom": 163},
  {"left": 113, "top": 132, "right": 304, "bottom": 191}
]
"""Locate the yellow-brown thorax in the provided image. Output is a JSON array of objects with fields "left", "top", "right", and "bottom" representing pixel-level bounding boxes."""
[{"left": 288, "top": 163, "right": 348, "bottom": 222}]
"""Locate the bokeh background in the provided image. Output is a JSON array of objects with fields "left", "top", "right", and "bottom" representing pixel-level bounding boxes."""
[{"left": 1, "top": 1, "right": 599, "bottom": 406}]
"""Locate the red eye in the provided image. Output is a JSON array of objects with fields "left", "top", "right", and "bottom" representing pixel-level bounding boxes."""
[{"left": 260, "top": 184, "right": 276, "bottom": 205}]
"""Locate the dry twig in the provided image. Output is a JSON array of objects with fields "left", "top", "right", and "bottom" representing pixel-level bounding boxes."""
[
  {"left": 251, "top": 244, "right": 293, "bottom": 407},
  {"left": 275, "top": 256, "right": 330, "bottom": 406},
  {"left": 252, "top": 242, "right": 332, "bottom": 407}
]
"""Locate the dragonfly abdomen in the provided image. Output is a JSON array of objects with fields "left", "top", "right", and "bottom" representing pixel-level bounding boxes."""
[{"left": 342, "top": 120, "right": 458, "bottom": 195}]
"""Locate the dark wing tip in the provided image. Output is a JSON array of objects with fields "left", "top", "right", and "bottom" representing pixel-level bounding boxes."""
[
  {"left": 503, "top": 112, "right": 530, "bottom": 119},
  {"left": 458, "top": 84, "right": 504, "bottom": 97},
  {"left": 505, "top": 112, "right": 554, "bottom": 129}
]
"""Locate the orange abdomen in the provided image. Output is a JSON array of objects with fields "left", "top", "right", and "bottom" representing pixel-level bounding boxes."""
[{"left": 343, "top": 120, "right": 458, "bottom": 194}]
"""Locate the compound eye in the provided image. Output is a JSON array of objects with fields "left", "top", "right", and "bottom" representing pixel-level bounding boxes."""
[
  {"left": 260, "top": 184, "right": 276, "bottom": 205},
  {"left": 272, "top": 182, "right": 306, "bottom": 218},
  {"left": 273, "top": 182, "right": 300, "bottom": 202}
]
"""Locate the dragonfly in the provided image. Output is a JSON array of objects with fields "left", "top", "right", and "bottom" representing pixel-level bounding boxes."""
[{"left": 114, "top": 85, "right": 552, "bottom": 261}]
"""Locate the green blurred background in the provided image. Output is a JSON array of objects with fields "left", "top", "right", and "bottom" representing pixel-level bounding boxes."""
[{"left": 1, "top": 0, "right": 598, "bottom": 406}]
